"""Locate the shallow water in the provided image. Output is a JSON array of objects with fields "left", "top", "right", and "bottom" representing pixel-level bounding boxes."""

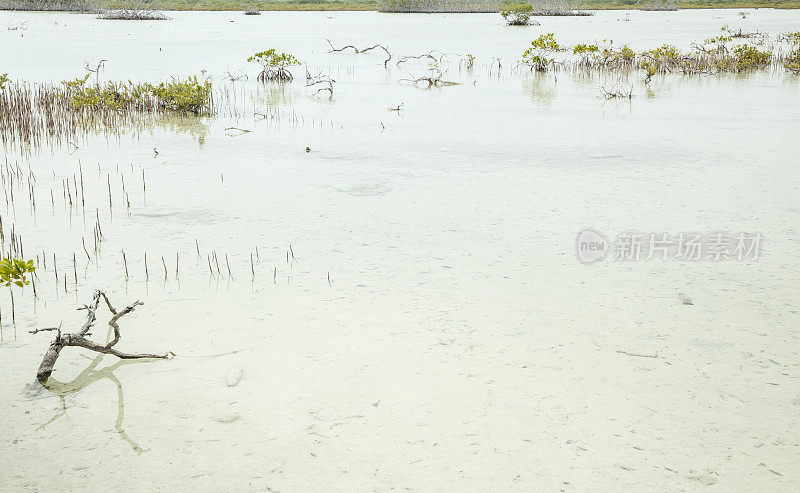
[{"left": 1, "top": 9, "right": 799, "bottom": 492}]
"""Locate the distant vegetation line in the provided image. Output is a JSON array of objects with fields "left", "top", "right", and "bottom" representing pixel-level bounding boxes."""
[{"left": 1, "top": 0, "right": 798, "bottom": 12}]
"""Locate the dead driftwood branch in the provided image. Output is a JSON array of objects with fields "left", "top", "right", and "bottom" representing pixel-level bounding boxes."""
[
  {"left": 399, "top": 70, "right": 459, "bottom": 88},
  {"left": 616, "top": 349, "right": 659, "bottom": 358},
  {"left": 396, "top": 52, "right": 438, "bottom": 66},
  {"left": 224, "top": 126, "right": 252, "bottom": 136},
  {"left": 326, "top": 39, "right": 392, "bottom": 67},
  {"left": 32, "top": 290, "right": 172, "bottom": 383}
]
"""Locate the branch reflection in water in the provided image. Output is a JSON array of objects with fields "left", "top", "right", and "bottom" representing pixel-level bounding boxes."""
[{"left": 39, "top": 347, "right": 161, "bottom": 455}]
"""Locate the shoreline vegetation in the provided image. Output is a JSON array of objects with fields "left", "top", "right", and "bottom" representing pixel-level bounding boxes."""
[
  {"left": 0, "top": 73, "right": 214, "bottom": 152},
  {"left": 1, "top": 0, "right": 799, "bottom": 12},
  {"left": 2, "top": 27, "right": 797, "bottom": 152}
]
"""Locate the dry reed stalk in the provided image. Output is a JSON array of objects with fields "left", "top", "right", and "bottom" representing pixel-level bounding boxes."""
[{"left": 82, "top": 237, "right": 91, "bottom": 260}]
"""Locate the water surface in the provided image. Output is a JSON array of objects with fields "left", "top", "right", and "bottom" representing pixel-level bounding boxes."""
[{"left": 1, "top": 9, "right": 799, "bottom": 491}]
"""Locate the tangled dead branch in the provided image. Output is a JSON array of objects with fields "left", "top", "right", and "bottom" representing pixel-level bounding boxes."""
[
  {"left": 396, "top": 50, "right": 457, "bottom": 67},
  {"left": 32, "top": 290, "right": 172, "bottom": 383},
  {"left": 84, "top": 59, "right": 107, "bottom": 84},
  {"left": 722, "top": 25, "right": 767, "bottom": 40},
  {"left": 399, "top": 70, "right": 458, "bottom": 88},
  {"left": 306, "top": 72, "right": 335, "bottom": 99},
  {"left": 225, "top": 68, "right": 248, "bottom": 81},
  {"left": 599, "top": 78, "right": 634, "bottom": 99},
  {"left": 326, "top": 40, "right": 392, "bottom": 67}
]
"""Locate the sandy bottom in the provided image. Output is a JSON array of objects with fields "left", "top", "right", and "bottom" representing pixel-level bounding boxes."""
[{"left": 1, "top": 8, "right": 799, "bottom": 492}]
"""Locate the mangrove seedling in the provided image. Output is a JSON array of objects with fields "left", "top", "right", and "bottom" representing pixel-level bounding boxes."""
[
  {"left": 641, "top": 61, "right": 658, "bottom": 83},
  {"left": 0, "top": 257, "right": 36, "bottom": 325},
  {"left": 461, "top": 54, "right": 475, "bottom": 70},
  {"left": 0, "top": 257, "right": 35, "bottom": 288},
  {"left": 247, "top": 49, "right": 301, "bottom": 82},
  {"left": 0, "top": 73, "right": 9, "bottom": 90}
]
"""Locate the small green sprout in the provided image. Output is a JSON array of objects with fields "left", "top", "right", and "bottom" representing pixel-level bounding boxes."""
[{"left": 0, "top": 258, "right": 35, "bottom": 288}]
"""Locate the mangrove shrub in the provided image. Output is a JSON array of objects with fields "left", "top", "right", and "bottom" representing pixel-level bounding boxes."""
[
  {"left": 247, "top": 49, "right": 301, "bottom": 82},
  {"left": 501, "top": 4, "right": 534, "bottom": 25},
  {"left": 62, "top": 74, "right": 213, "bottom": 114},
  {"left": 522, "top": 33, "right": 561, "bottom": 71}
]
